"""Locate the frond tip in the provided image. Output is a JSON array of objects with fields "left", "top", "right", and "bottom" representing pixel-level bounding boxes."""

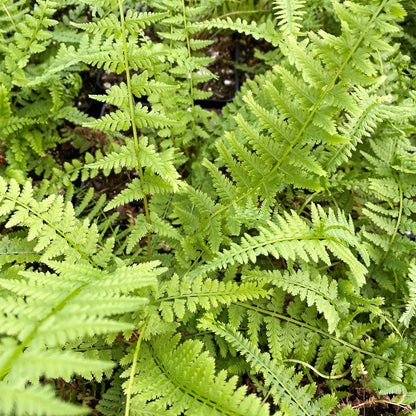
[
  {"left": 274, "top": 0, "right": 306, "bottom": 38},
  {"left": 400, "top": 264, "right": 416, "bottom": 327}
]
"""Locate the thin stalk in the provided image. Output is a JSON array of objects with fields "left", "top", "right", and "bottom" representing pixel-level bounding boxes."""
[
  {"left": 283, "top": 359, "right": 350, "bottom": 380},
  {"left": 124, "top": 316, "right": 149, "bottom": 416},
  {"left": 181, "top": 0, "right": 196, "bottom": 133},
  {"left": 117, "top": 0, "right": 152, "bottom": 261},
  {"left": 1, "top": 1, "right": 16, "bottom": 30},
  {"left": 237, "top": 302, "right": 416, "bottom": 370}
]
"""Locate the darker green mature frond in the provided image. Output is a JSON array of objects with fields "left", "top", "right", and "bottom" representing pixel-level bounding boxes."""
[
  {"left": 188, "top": 207, "right": 368, "bottom": 288},
  {"left": 244, "top": 268, "right": 341, "bottom": 333},
  {"left": 199, "top": 315, "right": 338, "bottom": 416},
  {"left": 96, "top": 378, "right": 125, "bottom": 416},
  {"left": 123, "top": 334, "right": 270, "bottom": 416},
  {"left": 224, "top": 301, "right": 416, "bottom": 393}
]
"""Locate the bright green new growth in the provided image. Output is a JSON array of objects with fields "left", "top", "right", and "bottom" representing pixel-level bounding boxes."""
[{"left": 0, "top": 0, "right": 416, "bottom": 414}]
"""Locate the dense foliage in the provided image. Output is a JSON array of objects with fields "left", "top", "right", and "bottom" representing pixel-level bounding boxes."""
[{"left": 0, "top": 0, "right": 416, "bottom": 415}]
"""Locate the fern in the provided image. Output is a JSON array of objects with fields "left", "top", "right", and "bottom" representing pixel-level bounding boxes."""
[
  {"left": 243, "top": 268, "right": 341, "bottom": 333},
  {"left": 153, "top": 274, "right": 270, "bottom": 323},
  {"left": 199, "top": 315, "right": 338, "bottom": 416},
  {"left": 188, "top": 205, "right": 369, "bottom": 289},
  {"left": 0, "top": 0, "right": 89, "bottom": 179},
  {"left": 273, "top": 0, "right": 306, "bottom": 38},
  {"left": 122, "top": 333, "right": 270, "bottom": 416},
  {"left": 0, "top": 259, "right": 161, "bottom": 414}
]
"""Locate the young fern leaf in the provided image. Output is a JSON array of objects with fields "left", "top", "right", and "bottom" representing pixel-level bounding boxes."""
[{"left": 274, "top": 0, "right": 306, "bottom": 38}]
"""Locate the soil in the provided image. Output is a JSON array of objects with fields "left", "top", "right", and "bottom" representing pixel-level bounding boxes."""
[
  {"left": 92, "top": 32, "right": 270, "bottom": 108},
  {"left": 338, "top": 385, "right": 412, "bottom": 415},
  {"left": 200, "top": 34, "right": 238, "bottom": 101}
]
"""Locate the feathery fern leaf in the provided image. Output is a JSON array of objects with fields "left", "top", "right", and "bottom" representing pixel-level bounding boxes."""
[
  {"left": 123, "top": 334, "right": 270, "bottom": 416},
  {"left": 199, "top": 315, "right": 338, "bottom": 416},
  {"left": 188, "top": 206, "right": 368, "bottom": 288},
  {"left": 0, "top": 259, "right": 162, "bottom": 415}
]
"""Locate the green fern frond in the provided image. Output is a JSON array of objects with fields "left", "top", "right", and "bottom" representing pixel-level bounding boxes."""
[
  {"left": 189, "top": 206, "right": 368, "bottom": 288},
  {"left": 400, "top": 263, "right": 416, "bottom": 327},
  {"left": 123, "top": 334, "right": 270, "bottom": 416},
  {"left": 155, "top": 274, "right": 270, "bottom": 322},
  {"left": 274, "top": 0, "right": 306, "bottom": 38},
  {"left": 86, "top": 109, "right": 131, "bottom": 131},
  {"left": 199, "top": 315, "right": 337, "bottom": 416},
  {"left": 87, "top": 141, "right": 138, "bottom": 174},
  {"left": 244, "top": 268, "right": 341, "bottom": 333},
  {"left": 73, "top": 11, "right": 167, "bottom": 37},
  {"left": 0, "top": 384, "right": 89, "bottom": 416},
  {"left": 0, "top": 259, "right": 162, "bottom": 415},
  {"left": 201, "top": 17, "right": 281, "bottom": 47},
  {"left": 0, "top": 178, "right": 104, "bottom": 266}
]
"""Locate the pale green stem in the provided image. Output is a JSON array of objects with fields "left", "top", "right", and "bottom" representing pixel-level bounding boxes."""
[
  {"left": 124, "top": 316, "right": 149, "bottom": 416},
  {"left": 117, "top": 0, "right": 152, "bottom": 261}
]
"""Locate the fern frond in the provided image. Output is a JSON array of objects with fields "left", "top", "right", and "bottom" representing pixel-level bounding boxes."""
[
  {"left": 87, "top": 141, "right": 138, "bottom": 175},
  {"left": 0, "top": 259, "right": 162, "bottom": 415},
  {"left": 274, "top": 0, "right": 306, "bottom": 38},
  {"left": 0, "top": 384, "right": 89, "bottom": 416},
  {"left": 244, "top": 268, "right": 341, "bottom": 333},
  {"left": 201, "top": 17, "right": 281, "bottom": 47},
  {"left": 400, "top": 263, "right": 416, "bottom": 327},
  {"left": 86, "top": 109, "right": 131, "bottom": 131},
  {"left": 189, "top": 206, "right": 368, "bottom": 288},
  {"left": 0, "top": 178, "right": 104, "bottom": 266},
  {"left": 199, "top": 315, "right": 337, "bottom": 416},
  {"left": 155, "top": 274, "right": 270, "bottom": 322},
  {"left": 123, "top": 334, "right": 270, "bottom": 416}
]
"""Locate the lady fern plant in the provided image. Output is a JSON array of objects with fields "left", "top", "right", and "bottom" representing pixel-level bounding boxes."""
[{"left": 1, "top": 0, "right": 416, "bottom": 415}]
